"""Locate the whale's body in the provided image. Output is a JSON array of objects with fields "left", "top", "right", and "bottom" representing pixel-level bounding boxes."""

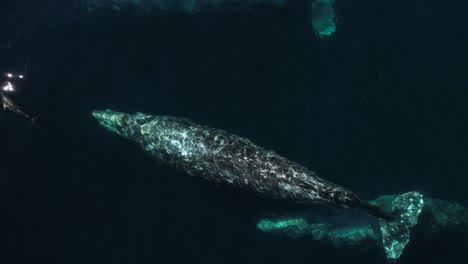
[
  {"left": 86, "top": 0, "right": 337, "bottom": 39},
  {"left": 92, "top": 109, "right": 424, "bottom": 260},
  {"left": 92, "top": 109, "right": 386, "bottom": 217}
]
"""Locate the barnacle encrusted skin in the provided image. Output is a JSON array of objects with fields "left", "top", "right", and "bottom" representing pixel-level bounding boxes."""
[{"left": 92, "top": 109, "right": 362, "bottom": 207}]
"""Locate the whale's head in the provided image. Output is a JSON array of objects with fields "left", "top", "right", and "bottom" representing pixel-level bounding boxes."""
[{"left": 92, "top": 109, "right": 131, "bottom": 138}]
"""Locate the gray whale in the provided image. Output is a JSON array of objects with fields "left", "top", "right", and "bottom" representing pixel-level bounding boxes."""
[
  {"left": 92, "top": 109, "right": 423, "bottom": 260},
  {"left": 86, "top": 0, "right": 337, "bottom": 38},
  {"left": 93, "top": 109, "right": 382, "bottom": 214}
]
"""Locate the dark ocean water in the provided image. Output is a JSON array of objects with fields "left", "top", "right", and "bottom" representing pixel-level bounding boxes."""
[{"left": 0, "top": 0, "right": 467, "bottom": 263}]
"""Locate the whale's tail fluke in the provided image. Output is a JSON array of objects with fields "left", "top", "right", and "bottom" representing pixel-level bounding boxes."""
[
  {"left": 370, "top": 192, "right": 424, "bottom": 260},
  {"left": 257, "top": 191, "right": 428, "bottom": 261}
]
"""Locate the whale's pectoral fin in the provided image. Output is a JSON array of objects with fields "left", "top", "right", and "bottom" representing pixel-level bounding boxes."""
[{"left": 376, "top": 192, "right": 424, "bottom": 260}]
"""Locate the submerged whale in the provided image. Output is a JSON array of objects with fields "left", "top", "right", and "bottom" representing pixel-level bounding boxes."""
[
  {"left": 86, "top": 0, "right": 337, "bottom": 38},
  {"left": 92, "top": 109, "right": 423, "bottom": 259}
]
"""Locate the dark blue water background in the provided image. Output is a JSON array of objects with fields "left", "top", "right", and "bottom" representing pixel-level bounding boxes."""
[{"left": 0, "top": 0, "right": 467, "bottom": 263}]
